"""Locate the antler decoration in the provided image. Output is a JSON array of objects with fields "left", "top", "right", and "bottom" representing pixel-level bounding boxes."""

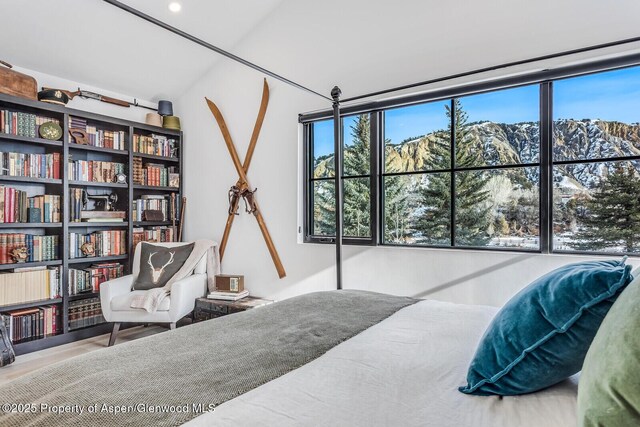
[
  {"left": 148, "top": 251, "right": 175, "bottom": 284},
  {"left": 205, "top": 79, "right": 286, "bottom": 278}
]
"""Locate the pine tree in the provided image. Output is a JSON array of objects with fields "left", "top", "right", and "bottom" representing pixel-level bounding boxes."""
[
  {"left": 343, "top": 115, "right": 371, "bottom": 237},
  {"left": 313, "top": 181, "right": 335, "bottom": 235},
  {"left": 451, "top": 100, "right": 491, "bottom": 245},
  {"left": 383, "top": 173, "right": 411, "bottom": 243},
  {"left": 574, "top": 165, "right": 640, "bottom": 252},
  {"left": 412, "top": 100, "right": 490, "bottom": 245}
]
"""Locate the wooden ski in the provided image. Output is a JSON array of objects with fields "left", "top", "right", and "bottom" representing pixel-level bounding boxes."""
[{"left": 206, "top": 79, "right": 286, "bottom": 278}]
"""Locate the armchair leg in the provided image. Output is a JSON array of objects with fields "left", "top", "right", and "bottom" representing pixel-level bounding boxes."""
[
  {"left": 169, "top": 322, "right": 176, "bottom": 330},
  {"left": 108, "top": 322, "right": 121, "bottom": 347}
]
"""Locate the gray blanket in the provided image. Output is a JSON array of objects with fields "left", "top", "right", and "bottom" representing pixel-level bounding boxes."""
[{"left": 1, "top": 290, "right": 417, "bottom": 426}]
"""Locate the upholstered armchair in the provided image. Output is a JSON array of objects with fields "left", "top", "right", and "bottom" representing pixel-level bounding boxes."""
[{"left": 100, "top": 242, "right": 208, "bottom": 346}]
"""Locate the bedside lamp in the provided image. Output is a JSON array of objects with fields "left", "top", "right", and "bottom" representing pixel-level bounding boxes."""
[{"left": 158, "top": 100, "right": 173, "bottom": 116}]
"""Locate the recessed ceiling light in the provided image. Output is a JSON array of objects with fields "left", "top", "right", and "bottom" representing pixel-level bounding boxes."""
[{"left": 168, "top": 2, "right": 181, "bottom": 12}]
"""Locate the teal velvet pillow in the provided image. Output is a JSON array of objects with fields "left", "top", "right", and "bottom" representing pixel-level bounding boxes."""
[{"left": 459, "top": 258, "right": 632, "bottom": 396}]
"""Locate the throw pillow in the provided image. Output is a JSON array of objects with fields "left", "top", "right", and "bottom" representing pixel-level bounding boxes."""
[
  {"left": 578, "top": 268, "right": 640, "bottom": 427},
  {"left": 133, "top": 242, "right": 195, "bottom": 290},
  {"left": 459, "top": 258, "right": 632, "bottom": 396}
]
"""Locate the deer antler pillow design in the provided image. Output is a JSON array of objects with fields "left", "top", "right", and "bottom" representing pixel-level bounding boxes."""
[{"left": 133, "top": 242, "right": 195, "bottom": 291}]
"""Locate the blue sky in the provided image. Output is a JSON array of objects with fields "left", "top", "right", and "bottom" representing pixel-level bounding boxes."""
[{"left": 314, "top": 66, "right": 640, "bottom": 157}]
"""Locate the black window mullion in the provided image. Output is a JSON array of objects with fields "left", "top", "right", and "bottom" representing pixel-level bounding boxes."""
[
  {"left": 450, "top": 99, "right": 456, "bottom": 247},
  {"left": 370, "top": 111, "right": 380, "bottom": 245},
  {"left": 305, "top": 123, "right": 313, "bottom": 242},
  {"left": 540, "top": 82, "right": 552, "bottom": 254}
]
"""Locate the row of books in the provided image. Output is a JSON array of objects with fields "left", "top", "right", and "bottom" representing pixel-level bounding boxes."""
[
  {"left": 68, "top": 297, "right": 105, "bottom": 331},
  {"left": 133, "top": 226, "right": 175, "bottom": 246},
  {"left": 0, "top": 186, "right": 61, "bottom": 223},
  {"left": 69, "top": 116, "right": 126, "bottom": 150},
  {"left": 0, "top": 233, "right": 59, "bottom": 264},
  {"left": 139, "top": 164, "right": 179, "bottom": 187},
  {"left": 0, "top": 110, "right": 59, "bottom": 139},
  {"left": 67, "top": 160, "right": 126, "bottom": 183},
  {"left": 69, "top": 230, "right": 127, "bottom": 259},
  {"left": 0, "top": 152, "right": 61, "bottom": 179},
  {"left": 132, "top": 195, "right": 173, "bottom": 222},
  {"left": 68, "top": 262, "right": 124, "bottom": 295},
  {"left": 0, "top": 266, "right": 62, "bottom": 306},
  {"left": 1, "top": 305, "right": 59, "bottom": 344},
  {"left": 69, "top": 188, "right": 84, "bottom": 222},
  {"left": 133, "top": 134, "right": 177, "bottom": 158}
]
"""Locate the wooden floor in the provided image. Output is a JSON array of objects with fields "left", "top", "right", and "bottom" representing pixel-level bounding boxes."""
[{"left": 0, "top": 325, "right": 166, "bottom": 386}]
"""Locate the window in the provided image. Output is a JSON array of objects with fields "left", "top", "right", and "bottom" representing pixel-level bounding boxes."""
[
  {"left": 552, "top": 67, "right": 640, "bottom": 253},
  {"left": 309, "top": 114, "right": 374, "bottom": 243},
  {"left": 303, "top": 62, "right": 640, "bottom": 255},
  {"left": 381, "top": 86, "right": 540, "bottom": 249}
]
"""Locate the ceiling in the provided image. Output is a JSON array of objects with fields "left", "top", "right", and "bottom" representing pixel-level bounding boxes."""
[
  {"left": 0, "top": 0, "right": 284, "bottom": 102},
  {"left": 2, "top": 0, "right": 640, "bottom": 106}
]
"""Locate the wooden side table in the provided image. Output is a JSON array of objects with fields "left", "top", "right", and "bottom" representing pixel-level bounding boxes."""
[{"left": 193, "top": 296, "right": 274, "bottom": 322}]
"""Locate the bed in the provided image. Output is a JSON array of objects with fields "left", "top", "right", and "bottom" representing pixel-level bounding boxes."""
[{"left": 1, "top": 291, "right": 578, "bottom": 426}]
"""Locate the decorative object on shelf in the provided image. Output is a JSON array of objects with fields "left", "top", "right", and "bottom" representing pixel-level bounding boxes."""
[
  {"left": 114, "top": 173, "right": 127, "bottom": 185},
  {"left": 37, "top": 88, "right": 70, "bottom": 105},
  {"left": 169, "top": 173, "right": 180, "bottom": 188},
  {"left": 171, "top": 193, "right": 177, "bottom": 240},
  {"left": 80, "top": 241, "right": 96, "bottom": 257},
  {"left": 205, "top": 78, "right": 286, "bottom": 279},
  {"left": 0, "top": 317, "right": 16, "bottom": 367},
  {"left": 145, "top": 112, "right": 163, "bottom": 127},
  {"left": 69, "top": 128, "right": 90, "bottom": 145},
  {"left": 178, "top": 196, "right": 186, "bottom": 242},
  {"left": 9, "top": 246, "right": 29, "bottom": 263},
  {"left": 0, "top": 60, "right": 37, "bottom": 100},
  {"left": 41, "top": 87, "right": 130, "bottom": 108},
  {"left": 157, "top": 100, "right": 174, "bottom": 116},
  {"left": 162, "top": 115, "right": 181, "bottom": 130},
  {"left": 84, "top": 192, "right": 118, "bottom": 211},
  {"left": 38, "top": 121, "right": 63, "bottom": 140},
  {"left": 143, "top": 210, "right": 164, "bottom": 222}
]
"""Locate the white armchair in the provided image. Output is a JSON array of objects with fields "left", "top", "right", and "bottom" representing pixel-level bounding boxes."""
[{"left": 100, "top": 242, "right": 208, "bottom": 346}]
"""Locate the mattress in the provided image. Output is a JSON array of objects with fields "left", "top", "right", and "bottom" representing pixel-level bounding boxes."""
[{"left": 186, "top": 300, "right": 578, "bottom": 427}]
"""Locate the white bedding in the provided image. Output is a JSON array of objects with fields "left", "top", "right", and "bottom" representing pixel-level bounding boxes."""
[{"left": 185, "top": 300, "right": 578, "bottom": 426}]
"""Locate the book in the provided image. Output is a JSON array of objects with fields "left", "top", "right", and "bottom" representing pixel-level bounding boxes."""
[
  {"left": 133, "top": 134, "right": 178, "bottom": 158},
  {"left": 85, "top": 218, "right": 125, "bottom": 223},
  {"left": 80, "top": 211, "right": 126, "bottom": 219},
  {"left": 68, "top": 230, "right": 126, "bottom": 259},
  {"left": 206, "top": 290, "right": 250, "bottom": 301},
  {"left": 0, "top": 266, "right": 62, "bottom": 306}
]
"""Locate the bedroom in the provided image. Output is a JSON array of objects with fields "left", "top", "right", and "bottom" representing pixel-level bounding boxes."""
[{"left": 0, "top": 0, "right": 639, "bottom": 425}]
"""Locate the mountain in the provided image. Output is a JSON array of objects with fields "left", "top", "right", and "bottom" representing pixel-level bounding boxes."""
[{"left": 314, "top": 119, "right": 640, "bottom": 192}]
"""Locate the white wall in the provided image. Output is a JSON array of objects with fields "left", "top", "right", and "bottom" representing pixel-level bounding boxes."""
[
  {"left": 176, "top": 0, "right": 640, "bottom": 306},
  {"left": 10, "top": 65, "right": 155, "bottom": 123}
]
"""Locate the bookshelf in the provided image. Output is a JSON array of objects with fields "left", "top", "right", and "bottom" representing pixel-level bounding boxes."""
[{"left": 0, "top": 92, "right": 183, "bottom": 355}]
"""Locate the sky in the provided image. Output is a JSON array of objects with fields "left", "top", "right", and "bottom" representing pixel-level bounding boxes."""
[{"left": 313, "top": 66, "right": 640, "bottom": 157}]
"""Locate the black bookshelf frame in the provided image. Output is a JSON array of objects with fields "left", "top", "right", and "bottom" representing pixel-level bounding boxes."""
[{"left": 0, "top": 92, "right": 184, "bottom": 355}]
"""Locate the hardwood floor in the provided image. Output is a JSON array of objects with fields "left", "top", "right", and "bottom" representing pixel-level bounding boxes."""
[{"left": 0, "top": 325, "right": 166, "bottom": 386}]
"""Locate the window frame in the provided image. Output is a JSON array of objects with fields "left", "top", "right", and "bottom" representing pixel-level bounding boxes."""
[
  {"left": 305, "top": 115, "right": 378, "bottom": 246},
  {"left": 301, "top": 56, "right": 640, "bottom": 256}
]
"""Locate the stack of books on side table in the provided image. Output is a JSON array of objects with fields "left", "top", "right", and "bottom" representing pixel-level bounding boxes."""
[{"left": 207, "top": 289, "right": 249, "bottom": 301}]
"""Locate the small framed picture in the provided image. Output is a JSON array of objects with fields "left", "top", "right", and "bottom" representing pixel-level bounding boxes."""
[{"left": 169, "top": 173, "right": 180, "bottom": 188}]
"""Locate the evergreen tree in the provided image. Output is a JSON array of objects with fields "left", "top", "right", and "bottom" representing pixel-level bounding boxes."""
[
  {"left": 412, "top": 100, "right": 490, "bottom": 245},
  {"left": 313, "top": 180, "right": 335, "bottom": 235},
  {"left": 451, "top": 100, "right": 491, "bottom": 245},
  {"left": 574, "top": 165, "right": 640, "bottom": 252},
  {"left": 411, "top": 133, "right": 451, "bottom": 245},
  {"left": 343, "top": 114, "right": 371, "bottom": 237},
  {"left": 384, "top": 173, "right": 411, "bottom": 243}
]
